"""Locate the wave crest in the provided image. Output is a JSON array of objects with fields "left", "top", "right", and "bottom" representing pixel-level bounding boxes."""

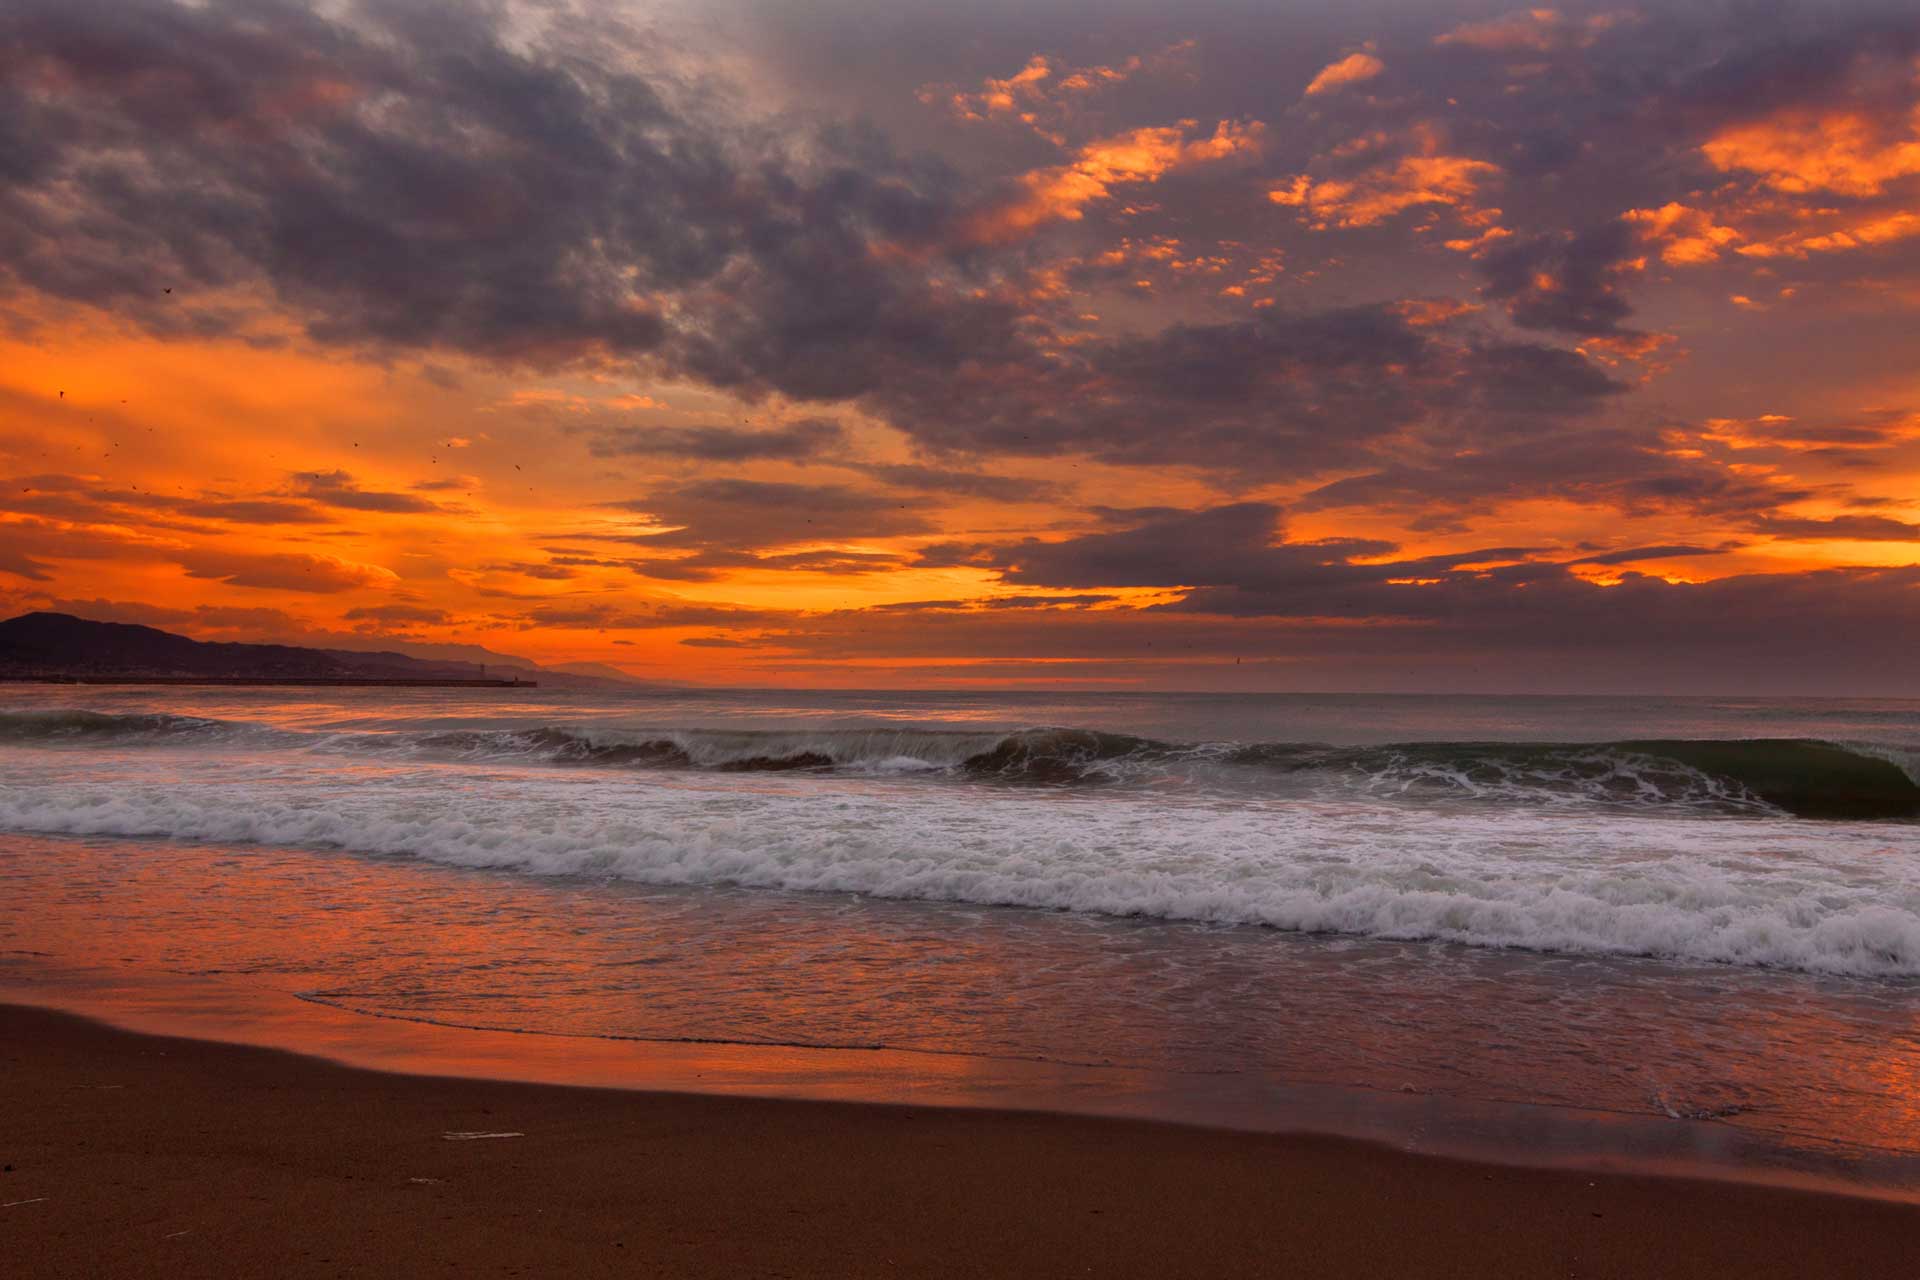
[
  {"left": 4, "top": 778, "right": 1916, "bottom": 977},
  {"left": 5, "top": 710, "right": 1916, "bottom": 819}
]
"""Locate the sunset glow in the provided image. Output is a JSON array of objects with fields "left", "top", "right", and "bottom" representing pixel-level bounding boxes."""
[{"left": 4, "top": 0, "right": 1918, "bottom": 692}]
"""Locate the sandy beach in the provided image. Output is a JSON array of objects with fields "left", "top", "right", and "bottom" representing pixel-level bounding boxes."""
[{"left": 5, "top": 1002, "right": 1917, "bottom": 1279}]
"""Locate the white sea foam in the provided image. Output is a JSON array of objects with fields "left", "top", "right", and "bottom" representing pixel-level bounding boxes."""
[{"left": 2, "top": 763, "right": 1915, "bottom": 977}]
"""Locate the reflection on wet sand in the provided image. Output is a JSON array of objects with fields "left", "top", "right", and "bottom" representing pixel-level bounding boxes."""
[{"left": 4, "top": 831, "right": 1919, "bottom": 1197}]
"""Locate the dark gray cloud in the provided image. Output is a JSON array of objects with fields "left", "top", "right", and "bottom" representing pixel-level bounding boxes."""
[
  {"left": 859, "top": 304, "right": 1625, "bottom": 475},
  {"left": 1298, "top": 427, "right": 1813, "bottom": 521},
  {"left": 681, "top": 494, "right": 1920, "bottom": 689},
  {"left": 582, "top": 418, "right": 847, "bottom": 462},
  {"left": 542, "top": 534, "right": 906, "bottom": 582},
  {"left": 608, "top": 478, "right": 935, "bottom": 548},
  {"left": 904, "top": 502, "right": 1854, "bottom": 645},
  {"left": 1636, "top": 5, "right": 1920, "bottom": 131},
  {"left": 3, "top": 472, "right": 331, "bottom": 527},
  {"left": 0, "top": 0, "right": 1641, "bottom": 490},
  {"left": 557, "top": 478, "right": 933, "bottom": 578},
  {"left": 477, "top": 560, "right": 580, "bottom": 581},
  {"left": 3, "top": 0, "right": 670, "bottom": 356},
  {"left": 509, "top": 600, "right": 793, "bottom": 631},
  {"left": 868, "top": 593, "right": 1117, "bottom": 611},
  {"left": 943, "top": 504, "right": 1381, "bottom": 589},
  {"left": 1571, "top": 544, "right": 1730, "bottom": 566},
  {"left": 151, "top": 497, "right": 330, "bottom": 524},
  {"left": 290, "top": 470, "right": 442, "bottom": 513},
  {"left": 0, "top": 0, "right": 990, "bottom": 376},
  {"left": 0, "top": 547, "right": 54, "bottom": 582},
  {"left": 590, "top": 559, "right": 1920, "bottom": 694},
  {"left": 638, "top": 547, "right": 907, "bottom": 581},
  {"left": 847, "top": 462, "right": 1060, "bottom": 502},
  {"left": 176, "top": 548, "right": 389, "bottom": 593},
  {"left": 1477, "top": 222, "right": 1642, "bottom": 338},
  {"left": 936, "top": 503, "right": 1558, "bottom": 620},
  {"left": 1748, "top": 515, "right": 1920, "bottom": 542},
  {"left": 1726, "top": 409, "right": 1918, "bottom": 450}
]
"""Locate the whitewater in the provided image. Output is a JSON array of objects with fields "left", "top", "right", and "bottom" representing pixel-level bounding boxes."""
[{"left": 2, "top": 690, "right": 1918, "bottom": 977}]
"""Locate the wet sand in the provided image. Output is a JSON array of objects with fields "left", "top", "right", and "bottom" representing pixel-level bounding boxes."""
[{"left": 5, "top": 1003, "right": 1918, "bottom": 1278}]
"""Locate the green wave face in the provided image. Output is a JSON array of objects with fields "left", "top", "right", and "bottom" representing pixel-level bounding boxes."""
[
  {"left": 1218, "top": 738, "right": 1920, "bottom": 820},
  {"left": 1615, "top": 739, "right": 1920, "bottom": 820}
]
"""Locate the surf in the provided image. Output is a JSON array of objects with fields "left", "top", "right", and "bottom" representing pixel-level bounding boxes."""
[
  {"left": 3, "top": 762, "right": 1917, "bottom": 977},
  {"left": 7, "top": 710, "right": 1917, "bottom": 819}
]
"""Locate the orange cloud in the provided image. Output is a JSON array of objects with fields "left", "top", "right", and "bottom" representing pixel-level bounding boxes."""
[
  {"left": 1391, "top": 297, "right": 1482, "bottom": 326},
  {"left": 969, "top": 120, "right": 1265, "bottom": 241},
  {"left": 1443, "top": 225, "right": 1514, "bottom": 254},
  {"left": 1622, "top": 202, "right": 1745, "bottom": 264},
  {"left": 921, "top": 41, "right": 1198, "bottom": 133},
  {"left": 1697, "top": 411, "right": 1920, "bottom": 453},
  {"left": 1304, "top": 52, "right": 1384, "bottom": 97},
  {"left": 1610, "top": 67, "right": 1920, "bottom": 268},
  {"left": 924, "top": 55, "right": 1054, "bottom": 121},
  {"left": 1703, "top": 106, "right": 1920, "bottom": 197},
  {"left": 1625, "top": 195, "right": 1920, "bottom": 265},
  {"left": 1270, "top": 128, "right": 1499, "bottom": 229},
  {"left": 1575, "top": 330, "right": 1677, "bottom": 378},
  {"left": 1738, "top": 210, "right": 1920, "bottom": 259}
]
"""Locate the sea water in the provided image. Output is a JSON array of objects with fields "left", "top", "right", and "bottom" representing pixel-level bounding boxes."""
[{"left": 2, "top": 686, "right": 1916, "bottom": 1187}]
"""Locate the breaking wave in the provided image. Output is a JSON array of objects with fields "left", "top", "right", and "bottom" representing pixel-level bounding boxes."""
[
  {"left": 6, "top": 710, "right": 1917, "bottom": 819},
  {"left": 3, "top": 770, "right": 1917, "bottom": 977}
]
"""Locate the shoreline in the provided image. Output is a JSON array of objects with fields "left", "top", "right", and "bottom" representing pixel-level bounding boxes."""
[
  {"left": 7, "top": 967, "right": 1920, "bottom": 1205},
  {"left": 6, "top": 819, "right": 1919, "bottom": 1204},
  {"left": 7, "top": 1001, "right": 1919, "bottom": 1278}
]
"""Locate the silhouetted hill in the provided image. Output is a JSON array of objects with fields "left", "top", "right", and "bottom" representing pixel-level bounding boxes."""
[{"left": 0, "top": 612, "right": 642, "bottom": 686}]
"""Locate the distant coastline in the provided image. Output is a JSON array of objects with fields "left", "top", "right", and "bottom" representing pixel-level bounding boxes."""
[
  {"left": 0, "top": 675, "right": 536, "bottom": 688},
  {"left": 0, "top": 613, "right": 600, "bottom": 689}
]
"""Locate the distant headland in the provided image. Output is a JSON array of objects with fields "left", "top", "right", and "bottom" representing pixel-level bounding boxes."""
[
  {"left": 4, "top": 674, "right": 537, "bottom": 688},
  {"left": 0, "top": 612, "right": 548, "bottom": 688}
]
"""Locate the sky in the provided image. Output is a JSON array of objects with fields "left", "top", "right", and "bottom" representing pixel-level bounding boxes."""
[{"left": 3, "top": 0, "right": 1919, "bottom": 693}]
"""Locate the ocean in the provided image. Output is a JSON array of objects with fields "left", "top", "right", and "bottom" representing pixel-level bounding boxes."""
[{"left": 3, "top": 686, "right": 1918, "bottom": 1191}]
